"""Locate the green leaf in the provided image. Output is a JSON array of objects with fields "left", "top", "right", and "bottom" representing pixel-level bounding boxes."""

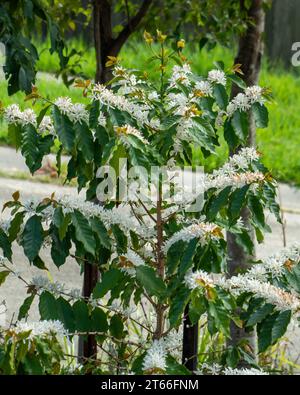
[
  {"left": 213, "top": 83, "right": 228, "bottom": 110},
  {"left": 231, "top": 110, "right": 249, "bottom": 142},
  {"left": 8, "top": 124, "right": 22, "bottom": 149},
  {"left": 90, "top": 217, "right": 111, "bottom": 248},
  {"left": 89, "top": 100, "right": 100, "bottom": 129},
  {"left": 109, "top": 314, "right": 124, "bottom": 339},
  {"left": 227, "top": 74, "right": 247, "bottom": 89},
  {"left": 252, "top": 103, "right": 268, "bottom": 128},
  {"left": 248, "top": 194, "right": 265, "bottom": 230},
  {"left": 21, "top": 215, "right": 44, "bottom": 262},
  {"left": 91, "top": 308, "right": 108, "bottom": 332},
  {"left": 136, "top": 266, "right": 166, "bottom": 298},
  {"left": 0, "top": 229, "right": 12, "bottom": 261},
  {"left": 257, "top": 309, "right": 290, "bottom": 353},
  {"left": 207, "top": 186, "right": 232, "bottom": 220},
  {"left": 51, "top": 226, "right": 71, "bottom": 268},
  {"left": 166, "top": 240, "right": 184, "bottom": 276},
  {"left": 179, "top": 238, "right": 198, "bottom": 276},
  {"left": 52, "top": 106, "right": 75, "bottom": 151},
  {"left": 8, "top": 211, "right": 25, "bottom": 242},
  {"left": 0, "top": 271, "right": 10, "bottom": 286},
  {"left": 246, "top": 303, "right": 274, "bottom": 327},
  {"left": 111, "top": 224, "right": 127, "bottom": 253},
  {"left": 71, "top": 210, "right": 96, "bottom": 256},
  {"left": 285, "top": 265, "right": 300, "bottom": 293},
  {"left": 93, "top": 268, "right": 124, "bottom": 298},
  {"left": 228, "top": 185, "right": 250, "bottom": 223},
  {"left": 208, "top": 301, "right": 230, "bottom": 336},
  {"left": 18, "top": 294, "right": 35, "bottom": 320},
  {"left": 271, "top": 310, "right": 291, "bottom": 343},
  {"left": 21, "top": 124, "right": 42, "bottom": 173},
  {"left": 166, "top": 355, "right": 191, "bottom": 375},
  {"left": 224, "top": 119, "right": 239, "bottom": 150},
  {"left": 169, "top": 286, "right": 190, "bottom": 328},
  {"left": 39, "top": 291, "right": 59, "bottom": 321},
  {"left": 73, "top": 300, "right": 90, "bottom": 332},
  {"left": 74, "top": 122, "right": 94, "bottom": 162},
  {"left": 57, "top": 297, "right": 75, "bottom": 333}
]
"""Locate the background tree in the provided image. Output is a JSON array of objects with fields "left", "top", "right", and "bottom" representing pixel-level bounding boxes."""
[{"left": 227, "top": 0, "right": 268, "bottom": 364}]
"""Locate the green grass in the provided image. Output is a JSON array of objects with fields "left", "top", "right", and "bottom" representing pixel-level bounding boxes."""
[{"left": 1, "top": 38, "right": 300, "bottom": 185}]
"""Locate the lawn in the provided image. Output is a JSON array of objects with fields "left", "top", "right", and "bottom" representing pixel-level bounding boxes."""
[{"left": 1, "top": 38, "right": 300, "bottom": 185}]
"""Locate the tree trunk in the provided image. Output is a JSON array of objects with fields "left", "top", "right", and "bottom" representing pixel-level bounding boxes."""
[
  {"left": 78, "top": 0, "right": 153, "bottom": 363},
  {"left": 182, "top": 305, "right": 198, "bottom": 372},
  {"left": 93, "top": 0, "right": 153, "bottom": 83},
  {"left": 226, "top": 0, "right": 265, "bottom": 363},
  {"left": 93, "top": 0, "right": 113, "bottom": 83}
]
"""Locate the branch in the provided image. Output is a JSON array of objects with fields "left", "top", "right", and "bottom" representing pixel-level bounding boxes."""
[{"left": 110, "top": 0, "right": 153, "bottom": 55}]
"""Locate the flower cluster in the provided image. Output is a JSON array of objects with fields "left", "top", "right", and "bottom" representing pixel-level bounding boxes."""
[
  {"left": 115, "top": 124, "right": 149, "bottom": 146},
  {"left": 226, "top": 85, "right": 265, "bottom": 117},
  {"left": 91, "top": 84, "right": 150, "bottom": 127},
  {"left": 207, "top": 69, "right": 227, "bottom": 86},
  {"left": 163, "top": 222, "right": 223, "bottom": 253},
  {"left": 118, "top": 249, "right": 146, "bottom": 275},
  {"left": 185, "top": 266, "right": 300, "bottom": 313},
  {"left": 197, "top": 363, "right": 268, "bottom": 375},
  {"left": 13, "top": 319, "right": 67, "bottom": 339},
  {"left": 38, "top": 116, "right": 55, "bottom": 135},
  {"left": 169, "top": 64, "right": 192, "bottom": 87},
  {"left": 4, "top": 104, "right": 37, "bottom": 127},
  {"left": 205, "top": 148, "right": 264, "bottom": 191},
  {"left": 54, "top": 97, "right": 89, "bottom": 124},
  {"left": 142, "top": 339, "right": 167, "bottom": 373}
]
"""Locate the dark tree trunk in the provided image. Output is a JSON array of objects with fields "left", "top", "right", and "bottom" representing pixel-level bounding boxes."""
[
  {"left": 93, "top": 0, "right": 113, "bottom": 83},
  {"left": 182, "top": 305, "right": 198, "bottom": 372},
  {"left": 226, "top": 0, "right": 265, "bottom": 363},
  {"left": 92, "top": 0, "right": 153, "bottom": 83},
  {"left": 79, "top": 0, "right": 153, "bottom": 363}
]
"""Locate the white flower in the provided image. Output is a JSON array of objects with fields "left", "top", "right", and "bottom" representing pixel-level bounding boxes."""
[
  {"left": 225, "top": 276, "right": 300, "bottom": 312},
  {"left": 38, "top": 116, "right": 55, "bottom": 135},
  {"left": 143, "top": 339, "right": 167, "bottom": 373},
  {"left": 169, "top": 64, "right": 192, "bottom": 87},
  {"left": 31, "top": 275, "right": 65, "bottom": 295},
  {"left": 119, "top": 249, "right": 145, "bottom": 275},
  {"left": 194, "top": 80, "right": 213, "bottom": 96},
  {"left": 97, "top": 111, "right": 106, "bottom": 127},
  {"left": 4, "top": 104, "right": 23, "bottom": 124},
  {"left": 54, "top": 97, "right": 73, "bottom": 114},
  {"left": 14, "top": 320, "right": 67, "bottom": 339},
  {"left": 164, "top": 327, "right": 183, "bottom": 361},
  {"left": 185, "top": 269, "right": 215, "bottom": 290},
  {"left": 163, "top": 222, "right": 222, "bottom": 253},
  {"left": 223, "top": 367, "right": 268, "bottom": 375},
  {"left": 245, "top": 85, "right": 265, "bottom": 105},
  {"left": 231, "top": 93, "right": 251, "bottom": 112},
  {"left": 148, "top": 91, "right": 159, "bottom": 101},
  {"left": 208, "top": 69, "right": 226, "bottom": 86},
  {"left": 4, "top": 105, "right": 37, "bottom": 127},
  {"left": 91, "top": 84, "right": 150, "bottom": 127},
  {"left": 115, "top": 124, "right": 148, "bottom": 146},
  {"left": 54, "top": 97, "right": 89, "bottom": 124},
  {"left": 197, "top": 363, "right": 222, "bottom": 375},
  {"left": 22, "top": 109, "right": 37, "bottom": 127}
]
